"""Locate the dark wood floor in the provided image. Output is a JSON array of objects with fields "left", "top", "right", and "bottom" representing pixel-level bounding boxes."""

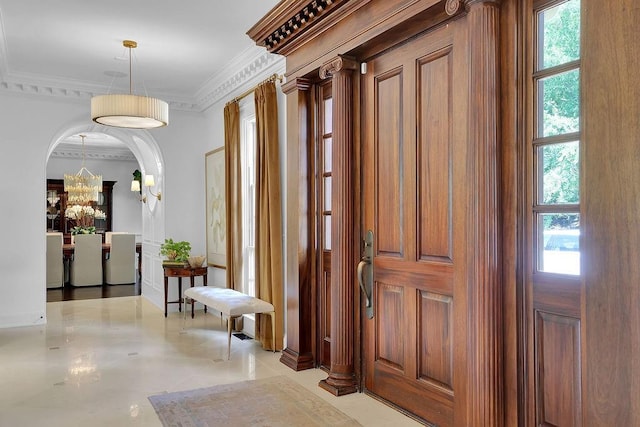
[{"left": 47, "top": 279, "right": 141, "bottom": 302}]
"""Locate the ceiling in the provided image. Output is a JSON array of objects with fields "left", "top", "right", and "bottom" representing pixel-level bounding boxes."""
[{"left": 0, "top": 0, "right": 280, "bottom": 154}]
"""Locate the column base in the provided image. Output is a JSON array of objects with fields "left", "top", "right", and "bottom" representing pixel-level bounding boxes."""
[
  {"left": 318, "top": 377, "right": 358, "bottom": 396},
  {"left": 280, "top": 348, "right": 315, "bottom": 371}
]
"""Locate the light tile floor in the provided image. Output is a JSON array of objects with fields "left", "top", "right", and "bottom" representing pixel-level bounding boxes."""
[{"left": 0, "top": 296, "right": 422, "bottom": 426}]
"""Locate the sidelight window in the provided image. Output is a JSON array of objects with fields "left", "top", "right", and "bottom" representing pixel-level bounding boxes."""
[{"left": 532, "top": 0, "right": 581, "bottom": 275}]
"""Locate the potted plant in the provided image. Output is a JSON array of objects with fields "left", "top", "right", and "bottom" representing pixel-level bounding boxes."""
[{"left": 159, "top": 238, "right": 191, "bottom": 264}]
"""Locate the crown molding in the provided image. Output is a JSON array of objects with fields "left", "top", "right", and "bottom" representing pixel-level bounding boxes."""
[
  {"left": 0, "top": 43, "right": 283, "bottom": 113},
  {"left": 196, "top": 46, "right": 285, "bottom": 111},
  {"left": 50, "top": 145, "right": 137, "bottom": 162}
]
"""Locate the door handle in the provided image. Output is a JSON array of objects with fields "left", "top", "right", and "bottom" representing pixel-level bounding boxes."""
[
  {"left": 359, "top": 230, "right": 374, "bottom": 319},
  {"left": 357, "top": 259, "right": 371, "bottom": 307}
]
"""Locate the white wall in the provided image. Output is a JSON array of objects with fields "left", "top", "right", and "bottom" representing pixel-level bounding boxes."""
[
  {"left": 47, "top": 156, "right": 143, "bottom": 235},
  {"left": 0, "top": 92, "right": 210, "bottom": 327},
  {"left": 0, "top": 53, "right": 287, "bottom": 330}
]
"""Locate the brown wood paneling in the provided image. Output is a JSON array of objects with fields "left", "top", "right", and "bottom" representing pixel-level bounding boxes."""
[
  {"left": 418, "top": 290, "right": 453, "bottom": 390},
  {"left": 251, "top": 0, "right": 444, "bottom": 76},
  {"left": 256, "top": 0, "right": 503, "bottom": 425},
  {"left": 417, "top": 48, "right": 453, "bottom": 262},
  {"left": 535, "top": 311, "right": 581, "bottom": 427},
  {"left": 532, "top": 275, "right": 581, "bottom": 319},
  {"left": 375, "top": 70, "right": 403, "bottom": 257},
  {"left": 582, "top": 0, "right": 640, "bottom": 425},
  {"left": 279, "top": 78, "right": 316, "bottom": 372},
  {"left": 375, "top": 258, "right": 453, "bottom": 295},
  {"left": 376, "top": 282, "right": 405, "bottom": 370},
  {"left": 498, "top": 0, "right": 523, "bottom": 424},
  {"left": 320, "top": 268, "right": 331, "bottom": 369}
]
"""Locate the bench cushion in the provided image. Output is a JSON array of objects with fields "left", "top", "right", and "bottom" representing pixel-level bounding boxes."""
[{"left": 184, "top": 287, "right": 274, "bottom": 317}]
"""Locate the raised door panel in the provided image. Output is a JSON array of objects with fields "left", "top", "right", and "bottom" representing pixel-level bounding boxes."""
[
  {"left": 375, "top": 282, "right": 405, "bottom": 370},
  {"left": 374, "top": 69, "right": 403, "bottom": 258},
  {"left": 535, "top": 311, "right": 582, "bottom": 427},
  {"left": 417, "top": 49, "right": 453, "bottom": 262},
  {"left": 418, "top": 291, "right": 453, "bottom": 392}
]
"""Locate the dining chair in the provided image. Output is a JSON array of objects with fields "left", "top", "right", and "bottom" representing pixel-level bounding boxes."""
[
  {"left": 105, "top": 231, "right": 129, "bottom": 244},
  {"left": 46, "top": 232, "right": 64, "bottom": 289},
  {"left": 105, "top": 233, "right": 136, "bottom": 285},
  {"left": 69, "top": 233, "right": 103, "bottom": 286}
]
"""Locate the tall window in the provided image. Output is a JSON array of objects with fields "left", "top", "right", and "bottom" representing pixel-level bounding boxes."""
[
  {"left": 240, "top": 113, "right": 257, "bottom": 297},
  {"left": 320, "top": 92, "right": 333, "bottom": 253},
  {"left": 532, "top": 0, "right": 581, "bottom": 275}
]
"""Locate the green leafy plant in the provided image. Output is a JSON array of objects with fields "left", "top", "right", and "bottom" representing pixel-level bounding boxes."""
[
  {"left": 159, "top": 238, "right": 191, "bottom": 262},
  {"left": 71, "top": 226, "right": 96, "bottom": 235}
]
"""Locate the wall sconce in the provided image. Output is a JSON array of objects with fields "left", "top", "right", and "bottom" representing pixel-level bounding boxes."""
[
  {"left": 131, "top": 175, "right": 161, "bottom": 203},
  {"left": 130, "top": 179, "right": 143, "bottom": 202}
]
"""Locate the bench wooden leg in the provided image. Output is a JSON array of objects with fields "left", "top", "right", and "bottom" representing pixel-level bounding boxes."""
[{"left": 267, "top": 311, "right": 276, "bottom": 352}]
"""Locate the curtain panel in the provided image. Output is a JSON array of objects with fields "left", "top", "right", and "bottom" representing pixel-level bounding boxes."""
[
  {"left": 254, "top": 81, "right": 284, "bottom": 351},
  {"left": 223, "top": 102, "right": 243, "bottom": 291}
]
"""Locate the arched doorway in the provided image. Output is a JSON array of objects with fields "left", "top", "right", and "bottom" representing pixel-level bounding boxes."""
[{"left": 45, "top": 122, "right": 166, "bottom": 307}]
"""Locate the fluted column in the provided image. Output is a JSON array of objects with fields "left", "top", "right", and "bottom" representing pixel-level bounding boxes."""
[
  {"left": 318, "top": 55, "right": 359, "bottom": 396},
  {"left": 462, "top": 0, "right": 503, "bottom": 426},
  {"left": 279, "top": 77, "right": 315, "bottom": 371}
]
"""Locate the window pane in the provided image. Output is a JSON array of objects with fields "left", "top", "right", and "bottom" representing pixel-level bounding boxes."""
[
  {"left": 241, "top": 116, "right": 257, "bottom": 297},
  {"left": 324, "top": 176, "right": 332, "bottom": 211},
  {"left": 324, "top": 215, "right": 332, "bottom": 250},
  {"left": 538, "top": 213, "right": 580, "bottom": 275},
  {"left": 324, "top": 138, "right": 332, "bottom": 172},
  {"left": 537, "top": 69, "right": 580, "bottom": 137},
  {"left": 538, "top": 141, "right": 579, "bottom": 204},
  {"left": 324, "top": 98, "right": 332, "bottom": 133},
  {"left": 537, "top": 0, "right": 580, "bottom": 70}
]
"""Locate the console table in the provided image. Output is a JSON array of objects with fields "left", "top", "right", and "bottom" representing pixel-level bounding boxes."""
[{"left": 162, "top": 265, "right": 207, "bottom": 317}]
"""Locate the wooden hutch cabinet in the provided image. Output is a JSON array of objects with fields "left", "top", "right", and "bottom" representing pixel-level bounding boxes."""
[{"left": 46, "top": 179, "right": 115, "bottom": 242}]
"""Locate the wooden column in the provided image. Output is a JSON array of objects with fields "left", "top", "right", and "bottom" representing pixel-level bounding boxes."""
[
  {"left": 318, "top": 55, "right": 358, "bottom": 396},
  {"left": 279, "top": 77, "right": 315, "bottom": 371},
  {"left": 463, "top": 0, "right": 503, "bottom": 425}
]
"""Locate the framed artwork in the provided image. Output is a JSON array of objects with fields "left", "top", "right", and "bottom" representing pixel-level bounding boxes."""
[{"left": 205, "top": 147, "right": 226, "bottom": 268}]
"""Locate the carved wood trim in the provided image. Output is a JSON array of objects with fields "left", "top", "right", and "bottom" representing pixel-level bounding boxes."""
[
  {"left": 281, "top": 77, "right": 312, "bottom": 94},
  {"left": 248, "top": 0, "right": 349, "bottom": 51},
  {"left": 445, "top": 0, "right": 462, "bottom": 15},
  {"left": 319, "top": 56, "right": 359, "bottom": 80}
]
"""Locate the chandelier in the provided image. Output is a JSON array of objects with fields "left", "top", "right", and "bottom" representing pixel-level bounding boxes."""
[
  {"left": 91, "top": 40, "right": 168, "bottom": 129},
  {"left": 63, "top": 135, "right": 103, "bottom": 204}
]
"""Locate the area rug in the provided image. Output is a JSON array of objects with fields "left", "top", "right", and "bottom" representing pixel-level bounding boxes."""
[{"left": 148, "top": 375, "right": 362, "bottom": 427}]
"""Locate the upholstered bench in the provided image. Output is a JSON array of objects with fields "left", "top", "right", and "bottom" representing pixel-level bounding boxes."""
[{"left": 183, "top": 286, "right": 276, "bottom": 360}]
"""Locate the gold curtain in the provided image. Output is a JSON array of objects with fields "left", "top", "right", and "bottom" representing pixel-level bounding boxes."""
[
  {"left": 224, "top": 101, "right": 243, "bottom": 291},
  {"left": 254, "top": 81, "right": 284, "bottom": 351}
]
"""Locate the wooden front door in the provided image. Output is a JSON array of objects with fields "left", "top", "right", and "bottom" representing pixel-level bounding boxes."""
[{"left": 361, "top": 23, "right": 468, "bottom": 426}]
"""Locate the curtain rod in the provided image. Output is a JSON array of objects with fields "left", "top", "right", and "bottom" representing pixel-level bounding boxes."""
[{"left": 226, "top": 73, "right": 283, "bottom": 106}]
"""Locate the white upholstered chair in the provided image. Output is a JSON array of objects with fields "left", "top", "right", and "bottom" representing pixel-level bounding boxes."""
[
  {"left": 105, "top": 231, "right": 129, "bottom": 244},
  {"left": 46, "top": 232, "right": 64, "bottom": 289},
  {"left": 105, "top": 233, "right": 136, "bottom": 285},
  {"left": 69, "top": 233, "right": 103, "bottom": 286}
]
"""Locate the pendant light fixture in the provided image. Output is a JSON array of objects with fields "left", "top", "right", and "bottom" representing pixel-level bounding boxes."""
[
  {"left": 91, "top": 40, "right": 168, "bottom": 129},
  {"left": 64, "top": 135, "right": 103, "bottom": 204}
]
